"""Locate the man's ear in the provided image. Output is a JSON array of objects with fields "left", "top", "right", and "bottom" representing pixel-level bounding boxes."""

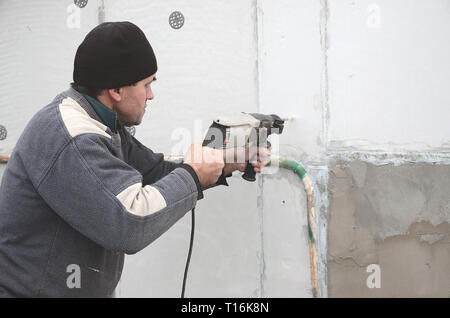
[{"left": 107, "top": 87, "right": 123, "bottom": 102}]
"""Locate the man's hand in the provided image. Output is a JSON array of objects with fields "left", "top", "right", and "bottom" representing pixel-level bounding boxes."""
[
  {"left": 184, "top": 144, "right": 225, "bottom": 188},
  {"left": 248, "top": 146, "right": 271, "bottom": 173},
  {"left": 223, "top": 145, "right": 271, "bottom": 175}
]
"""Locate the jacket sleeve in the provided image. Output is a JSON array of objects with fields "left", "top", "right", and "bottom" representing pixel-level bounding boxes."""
[
  {"left": 121, "top": 130, "right": 180, "bottom": 186},
  {"left": 37, "top": 133, "right": 199, "bottom": 254},
  {"left": 123, "top": 130, "right": 230, "bottom": 192}
]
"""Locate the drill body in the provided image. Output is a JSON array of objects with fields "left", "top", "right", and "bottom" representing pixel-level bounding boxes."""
[{"left": 202, "top": 113, "right": 284, "bottom": 181}]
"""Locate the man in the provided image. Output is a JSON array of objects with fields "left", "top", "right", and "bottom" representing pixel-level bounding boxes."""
[{"left": 0, "top": 21, "right": 269, "bottom": 297}]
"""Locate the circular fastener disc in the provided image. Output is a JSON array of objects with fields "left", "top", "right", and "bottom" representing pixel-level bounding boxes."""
[
  {"left": 126, "top": 126, "right": 136, "bottom": 137},
  {"left": 0, "top": 125, "right": 7, "bottom": 140},
  {"left": 169, "top": 11, "right": 185, "bottom": 29},
  {"left": 74, "top": 0, "right": 88, "bottom": 8}
]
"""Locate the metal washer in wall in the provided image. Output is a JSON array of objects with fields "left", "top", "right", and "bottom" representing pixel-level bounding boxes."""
[
  {"left": 0, "top": 125, "right": 7, "bottom": 141},
  {"left": 74, "top": 0, "right": 88, "bottom": 9},
  {"left": 169, "top": 11, "right": 185, "bottom": 29}
]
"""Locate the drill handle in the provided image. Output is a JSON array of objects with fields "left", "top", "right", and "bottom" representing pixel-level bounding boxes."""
[
  {"left": 241, "top": 140, "right": 271, "bottom": 182},
  {"left": 242, "top": 161, "right": 256, "bottom": 182}
]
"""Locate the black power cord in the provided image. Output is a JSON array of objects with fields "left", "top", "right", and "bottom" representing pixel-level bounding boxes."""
[{"left": 181, "top": 208, "right": 195, "bottom": 298}]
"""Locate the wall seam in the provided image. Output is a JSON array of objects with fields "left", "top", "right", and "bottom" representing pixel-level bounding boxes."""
[
  {"left": 328, "top": 150, "right": 450, "bottom": 165},
  {"left": 255, "top": 0, "right": 265, "bottom": 298},
  {"left": 98, "top": 0, "right": 105, "bottom": 24},
  {"left": 319, "top": 0, "right": 330, "bottom": 298},
  {"left": 320, "top": 0, "right": 330, "bottom": 149}
]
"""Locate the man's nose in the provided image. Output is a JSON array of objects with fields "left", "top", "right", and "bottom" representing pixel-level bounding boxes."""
[{"left": 147, "top": 87, "right": 154, "bottom": 100}]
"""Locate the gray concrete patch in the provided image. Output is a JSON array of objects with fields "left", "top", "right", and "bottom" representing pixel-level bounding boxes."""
[{"left": 328, "top": 161, "right": 450, "bottom": 297}]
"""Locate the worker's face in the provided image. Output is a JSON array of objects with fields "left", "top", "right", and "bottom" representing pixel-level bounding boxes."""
[{"left": 114, "top": 74, "right": 156, "bottom": 126}]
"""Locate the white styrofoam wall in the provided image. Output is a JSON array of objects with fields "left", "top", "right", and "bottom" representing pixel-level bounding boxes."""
[
  {"left": 103, "top": 0, "right": 259, "bottom": 155},
  {"left": 0, "top": 0, "right": 99, "bottom": 153},
  {"left": 257, "top": 0, "right": 324, "bottom": 297},
  {"left": 328, "top": 0, "right": 450, "bottom": 151},
  {"left": 258, "top": 0, "right": 325, "bottom": 163}
]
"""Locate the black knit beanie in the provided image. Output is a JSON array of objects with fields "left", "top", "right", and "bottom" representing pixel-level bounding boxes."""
[{"left": 73, "top": 21, "right": 157, "bottom": 88}]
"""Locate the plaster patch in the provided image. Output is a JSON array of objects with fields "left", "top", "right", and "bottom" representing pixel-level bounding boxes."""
[
  {"left": 419, "top": 234, "right": 445, "bottom": 245},
  {"left": 347, "top": 161, "right": 367, "bottom": 188},
  {"left": 331, "top": 161, "right": 450, "bottom": 240},
  {"left": 329, "top": 161, "right": 450, "bottom": 297}
]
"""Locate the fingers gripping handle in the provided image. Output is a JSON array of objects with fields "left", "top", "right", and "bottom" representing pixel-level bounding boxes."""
[
  {"left": 242, "top": 161, "right": 256, "bottom": 182},
  {"left": 241, "top": 141, "right": 271, "bottom": 182}
]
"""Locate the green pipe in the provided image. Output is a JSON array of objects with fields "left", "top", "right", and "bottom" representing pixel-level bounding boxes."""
[
  {"left": 279, "top": 158, "right": 308, "bottom": 180},
  {"left": 278, "top": 158, "right": 313, "bottom": 242}
]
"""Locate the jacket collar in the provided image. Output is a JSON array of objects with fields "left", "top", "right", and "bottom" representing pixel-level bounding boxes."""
[
  {"left": 58, "top": 87, "right": 121, "bottom": 134},
  {"left": 81, "top": 93, "right": 118, "bottom": 133}
]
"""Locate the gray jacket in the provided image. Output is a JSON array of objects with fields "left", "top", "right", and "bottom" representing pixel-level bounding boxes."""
[{"left": 0, "top": 88, "right": 217, "bottom": 297}]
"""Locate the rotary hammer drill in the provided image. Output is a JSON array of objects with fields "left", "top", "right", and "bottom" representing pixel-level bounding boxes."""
[{"left": 202, "top": 112, "right": 285, "bottom": 181}]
